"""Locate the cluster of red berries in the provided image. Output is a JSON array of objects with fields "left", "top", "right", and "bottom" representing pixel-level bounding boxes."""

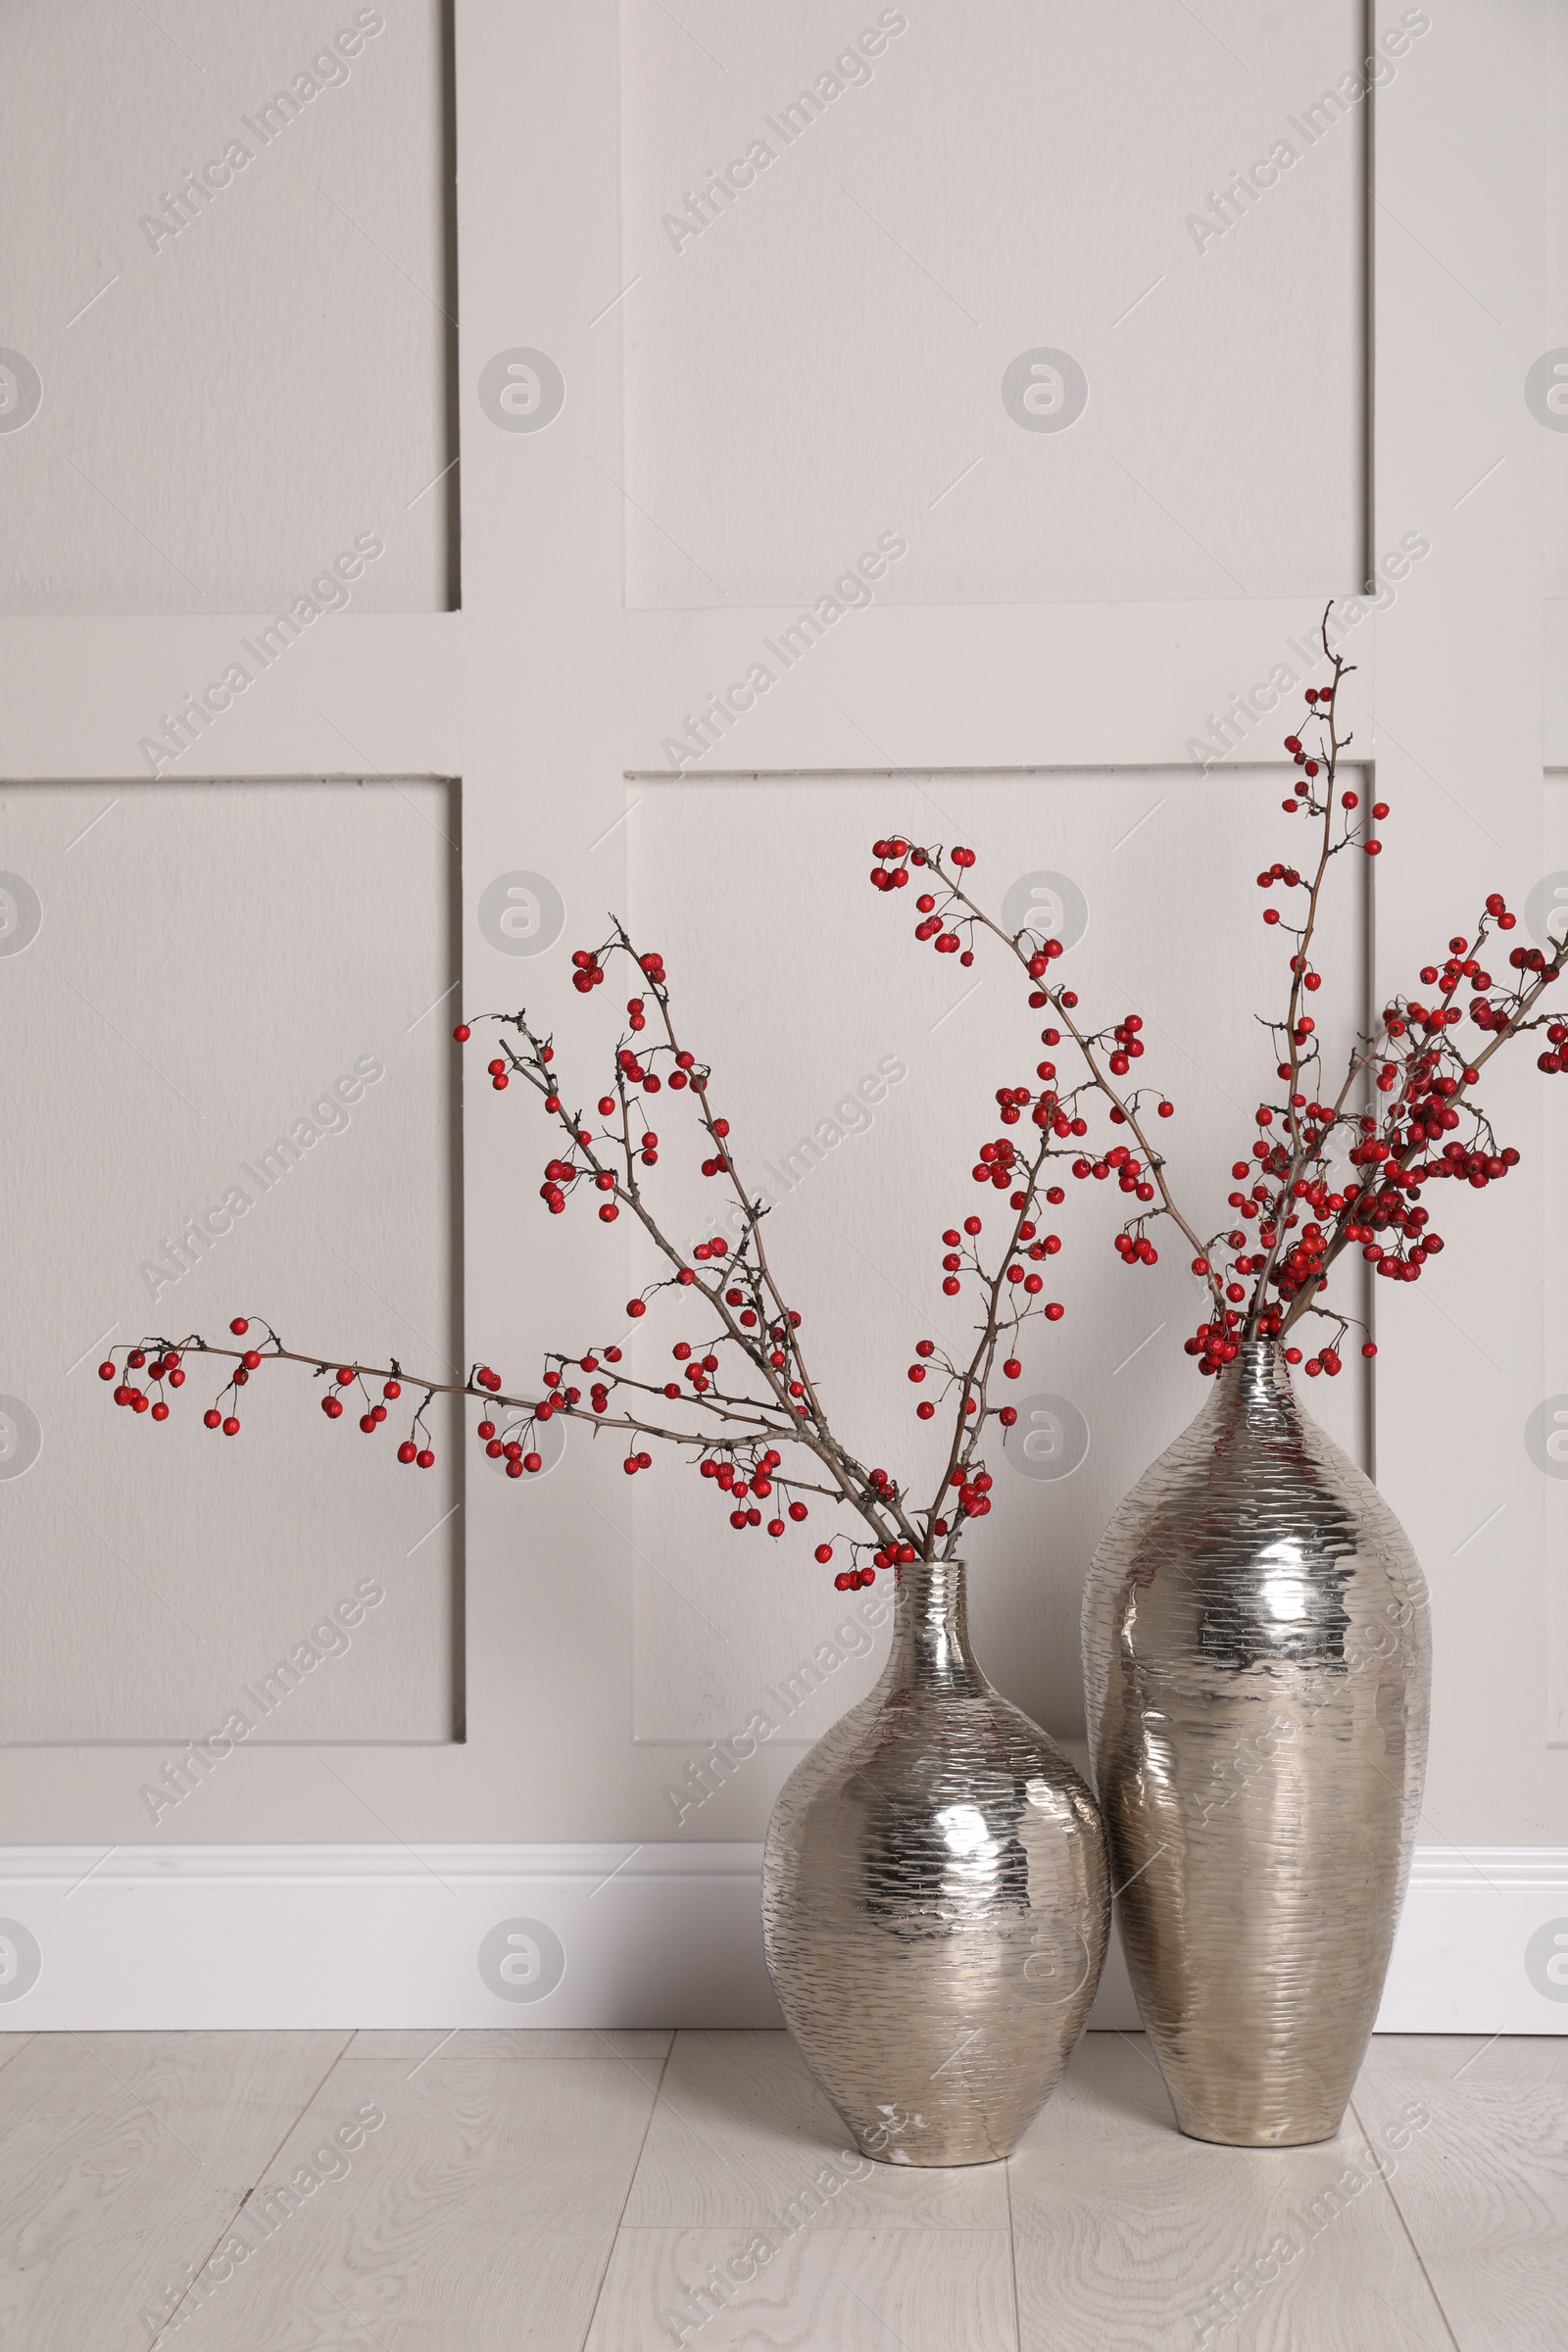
[
  {"left": 698, "top": 1447, "right": 806, "bottom": 1539},
  {"left": 973, "top": 1133, "right": 1021, "bottom": 1188},
  {"left": 872, "top": 837, "right": 985, "bottom": 965},
  {"left": 100, "top": 1344, "right": 184, "bottom": 1423},
  {"left": 475, "top": 1417, "right": 544, "bottom": 1476},
  {"left": 826, "top": 1507, "right": 925, "bottom": 1592},
  {"left": 1072, "top": 1142, "right": 1156, "bottom": 1204},
  {"left": 320, "top": 1353, "right": 437, "bottom": 1467},
  {"left": 949, "top": 1468, "right": 994, "bottom": 1518}
]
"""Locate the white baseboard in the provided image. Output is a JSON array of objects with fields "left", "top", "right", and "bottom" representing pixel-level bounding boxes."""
[{"left": 0, "top": 1844, "right": 1564, "bottom": 2033}]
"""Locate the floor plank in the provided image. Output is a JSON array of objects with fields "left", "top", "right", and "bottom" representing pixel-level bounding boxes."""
[
  {"left": 1354, "top": 2034, "right": 1568, "bottom": 2351},
  {"left": 0, "top": 2032, "right": 349, "bottom": 2349},
  {"left": 160, "top": 2052, "right": 664, "bottom": 2350},
  {"left": 348, "top": 2027, "right": 673, "bottom": 2063},
  {"left": 623, "top": 2030, "right": 1011, "bottom": 2233},
  {"left": 3, "top": 2026, "right": 1560, "bottom": 2346},
  {"left": 1007, "top": 2034, "right": 1453, "bottom": 2351},
  {"left": 585, "top": 2227, "right": 1017, "bottom": 2352}
]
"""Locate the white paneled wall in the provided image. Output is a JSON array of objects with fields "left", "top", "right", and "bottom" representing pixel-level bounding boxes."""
[
  {"left": 0, "top": 2, "right": 452, "bottom": 612},
  {"left": 0, "top": 779, "right": 460, "bottom": 1742},
  {"left": 619, "top": 0, "right": 1366, "bottom": 607}
]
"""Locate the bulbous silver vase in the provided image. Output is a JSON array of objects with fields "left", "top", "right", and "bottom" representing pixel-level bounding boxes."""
[
  {"left": 762, "top": 1555, "right": 1109, "bottom": 2166},
  {"left": 1083, "top": 1341, "right": 1431, "bottom": 2147}
]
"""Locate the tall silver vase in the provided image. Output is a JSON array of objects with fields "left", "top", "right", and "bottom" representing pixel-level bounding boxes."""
[
  {"left": 1083, "top": 1341, "right": 1430, "bottom": 2147},
  {"left": 762, "top": 1555, "right": 1109, "bottom": 2166}
]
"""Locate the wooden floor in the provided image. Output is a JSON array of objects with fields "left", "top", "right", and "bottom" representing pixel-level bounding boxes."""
[{"left": 1, "top": 2027, "right": 1562, "bottom": 2348}]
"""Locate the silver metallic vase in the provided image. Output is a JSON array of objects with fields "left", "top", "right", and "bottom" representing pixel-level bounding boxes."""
[
  {"left": 1083, "top": 1341, "right": 1430, "bottom": 2148},
  {"left": 762, "top": 1555, "right": 1109, "bottom": 2166}
]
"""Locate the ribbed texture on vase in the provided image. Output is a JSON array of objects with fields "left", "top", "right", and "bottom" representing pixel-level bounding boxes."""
[
  {"left": 1083, "top": 1341, "right": 1431, "bottom": 2146},
  {"left": 763, "top": 1556, "right": 1109, "bottom": 2166}
]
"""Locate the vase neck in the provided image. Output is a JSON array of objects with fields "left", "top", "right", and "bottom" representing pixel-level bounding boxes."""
[
  {"left": 883, "top": 1556, "right": 981, "bottom": 1694},
  {"left": 1218, "top": 1339, "right": 1297, "bottom": 1418}
]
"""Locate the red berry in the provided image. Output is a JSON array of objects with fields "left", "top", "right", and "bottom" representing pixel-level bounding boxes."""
[
  {"left": 204, "top": 1408, "right": 221, "bottom": 1429},
  {"left": 98, "top": 1361, "right": 116, "bottom": 1381},
  {"left": 221, "top": 1415, "right": 240, "bottom": 1436},
  {"left": 416, "top": 1448, "right": 435, "bottom": 1469},
  {"left": 815, "top": 1544, "right": 834, "bottom": 1563},
  {"left": 229, "top": 1318, "right": 248, "bottom": 1336},
  {"left": 398, "top": 1441, "right": 417, "bottom": 1463},
  {"left": 322, "top": 1396, "right": 343, "bottom": 1418},
  {"left": 151, "top": 1401, "right": 170, "bottom": 1422}
]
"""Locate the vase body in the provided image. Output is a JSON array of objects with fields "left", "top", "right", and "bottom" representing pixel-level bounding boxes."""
[
  {"left": 1083, "top": 1342, "right": 1430, "bottom": 2147},
  {"left": 762, "top": 1556, "right": 1109, "bottom": 2166}
]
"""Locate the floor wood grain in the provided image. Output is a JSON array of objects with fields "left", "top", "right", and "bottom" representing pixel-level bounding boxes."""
[
  {"left": 1007, "top": 2034, "right": 1454, "bottom": 2351},
  {"left": 347, "top": 2027, "right": 674, "bottom": 2064},
  {"left": 585, "top": 2227, "right": 1018, "bottom": 2352},
  {"left": 0, "top": 2027, "right": 1561, "bottom": 2348},
  {"left": 156, "top": 2053, "right": 665, "bottom": 2350},
  {"left": 0, "top": 2031, "right": 350, "bottom": 2349},
  {"left": 1354, "top": 2034, "right": 1568, "bottom": 2352}
]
